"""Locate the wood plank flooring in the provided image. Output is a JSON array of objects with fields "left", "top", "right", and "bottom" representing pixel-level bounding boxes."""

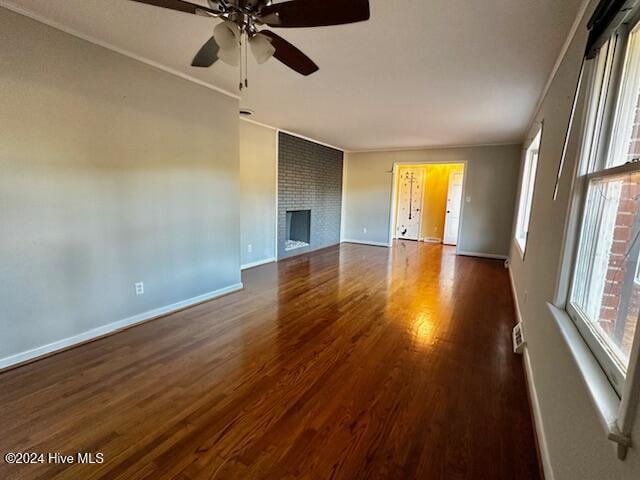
[{"left": 0, "top": 241, "right": 540, "bottom": 479}]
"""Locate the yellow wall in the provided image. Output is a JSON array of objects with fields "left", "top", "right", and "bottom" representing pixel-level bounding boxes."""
[{"left": 395, "top": 164, "right": 464, "bottom": 241}]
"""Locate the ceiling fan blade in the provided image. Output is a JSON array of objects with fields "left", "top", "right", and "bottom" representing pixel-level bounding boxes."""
[
  {"left": 128, "top": 0, "right": 220, "bottom": 16},
  {"left": 259, "top": 0, "right": 370, "bottom": 28},
  {"left": 261, "top": 31, "right": 318, "bottom": 76},
  {"left": 191, "top": 36, "right": 219, "bottom": 67}
]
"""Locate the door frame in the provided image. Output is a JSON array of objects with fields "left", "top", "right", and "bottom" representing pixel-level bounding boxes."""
[{"left": 388, "top": 160, "right": 468, "bottom": 255}]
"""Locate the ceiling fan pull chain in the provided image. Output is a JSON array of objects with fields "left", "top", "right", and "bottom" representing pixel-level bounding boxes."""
[
  {"left": 238, "top": 33, "right": 243, "bottom": 91},
  {"left": 244, "top": 31, "right": 249, "bottom": 88}
]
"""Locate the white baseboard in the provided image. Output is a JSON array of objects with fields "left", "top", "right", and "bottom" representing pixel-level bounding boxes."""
[
  {"left": 509, "top": 268, "right": 554, "bottom": 480},
  {"left": 0, "top": 282, "right": 244, "bottom": 370},
  {"left": 457, "top": 250, "right": 508, "bottom": 260},
  {"left": 508, "top": 268, "right": 523, "bottom": 324},
  {"left": 341, "top": 239, "right": 391, "bottom": 248},
  {"left": 241, "top": 257, "right": 276, "bottom": 270},
  {"left": 522, "top": 349, "right": 555, "bottom": 480},
  {"left": 421, "top": 237, "right": 442, "bottom": 243}
]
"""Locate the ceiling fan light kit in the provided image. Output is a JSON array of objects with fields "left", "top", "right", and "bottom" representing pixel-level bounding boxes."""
[
  {"left": 129, "top": 0, "right": 371, "bottom": 89},
  {"left": 218, "top": 45, "right": 241, "bottom": 67},
  {"left": 250, "top": 33, "right": 276, "bottom": 64},
  {"left": 213, "top": 20, "right": 240, "bottom": 51}
]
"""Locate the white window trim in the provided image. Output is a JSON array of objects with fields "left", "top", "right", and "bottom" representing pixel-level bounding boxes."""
[
  {"left": 553, "top": 22, "right": 640, "bottom": 461},
  {"left": 514, "top": 236, "right": 525, "bottom": 261},
  {"left": 567, "top": 160, "right": 640, "bottom": 396},
  {"left": 514, "top": 128, "right": 542, "bottom": 258},
  {"left": 548, "top": 304, "right": 636, "bottom": 458}
]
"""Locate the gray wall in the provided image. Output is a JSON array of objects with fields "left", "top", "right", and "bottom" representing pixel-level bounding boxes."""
[
  {"left": 509, "top": 0, "right": 640, "bottom": 477},
  {"left": 0, "top": 8, "right": 241, "bottom": 363},
  {"left": 239, "top": 120, "right": 276, "bottom": 267},
  {"left": 278, "top": 133, "right": 343, "bottom": 259},
  {"left": 342, "top": 145, "right": 521, "bottom": 256}
]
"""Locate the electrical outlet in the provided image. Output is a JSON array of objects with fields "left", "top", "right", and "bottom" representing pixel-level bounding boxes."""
[
  {"left": 363, "top": 227, "right": 367, "bottom": 234},
  {"left": 247, "top": 244, "right": 253, "bottom": 253},
  {"left": 135, "top": 282, "right": 144, "bottom": 296},
  {"left": 466, "top": 196, "right": 471, "bottom": 203}
]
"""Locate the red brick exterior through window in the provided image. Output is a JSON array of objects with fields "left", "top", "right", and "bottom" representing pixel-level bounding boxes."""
[{"left": 598, "top": 93, "right": 640, "bottom": 358}]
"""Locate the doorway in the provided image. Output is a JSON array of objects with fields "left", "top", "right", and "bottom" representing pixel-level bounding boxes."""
[
  {"left": 391, "top": 162, "right": 465, "bottom": 248},
  {"left": 395, "top": 168, "right": 424, "bottom": 240}
]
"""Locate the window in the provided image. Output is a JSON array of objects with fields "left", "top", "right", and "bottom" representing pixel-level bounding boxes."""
[
  {"left": 515, "top": 128, "right": 542, "bottom": 255},
  {"left": 568, "top": 24, "right": 640, "bottom": 395}
]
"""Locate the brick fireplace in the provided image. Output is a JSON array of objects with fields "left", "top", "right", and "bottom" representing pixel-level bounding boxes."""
[{"left": 277, "top": 133, "right": 343, "bottom": 259}]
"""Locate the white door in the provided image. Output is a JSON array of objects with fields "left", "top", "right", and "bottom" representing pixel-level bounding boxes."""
[
  {"left": 443, "top": 171, "right": 463, "bottom": 245},
  {"left": 395, "top": 169, "right": 424, "bottom": 241}
]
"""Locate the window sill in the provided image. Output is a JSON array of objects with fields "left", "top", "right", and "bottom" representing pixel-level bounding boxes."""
[{"left": 547, "top": 303, "right": 632, "bottom": 459}]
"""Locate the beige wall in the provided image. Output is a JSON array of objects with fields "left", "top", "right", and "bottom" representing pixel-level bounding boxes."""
[
  {"left": 343, "top": 145, "right": 521, "bottom": 256},
  {"left": 239, "top": 120, "right": 277, "bottom": 267},
  {"left": 509, "top": 0, "right": 640, "bottom": 478},
  {"left": 394, "top": 163, "right": 464, "bottom": 242},
  {"left": 0, "top": 8, "right": 241, "bottom": 365}
]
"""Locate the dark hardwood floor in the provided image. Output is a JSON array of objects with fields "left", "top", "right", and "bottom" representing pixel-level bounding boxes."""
[{"left": 0, "top": 241, "right": 540, "bottom": 479}]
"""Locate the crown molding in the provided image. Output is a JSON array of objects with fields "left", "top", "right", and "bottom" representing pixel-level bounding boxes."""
[
  {"left": 277, "top": 128, "right": 345, "bottom": 152},
  {"left": 239, "top": 116, "right": 277, "bottom": 130},
  {"left": 0, "top": 1, "right": 240, "bottom": 101},
  {"left": 346, "top": 141, "right": 522, "bottom": 154},
  {"left": 526, "top": 0, "right": 593, "bottom": 130},
  {"left": 239, "top": 117, "right": 345, "bottom": 152}
]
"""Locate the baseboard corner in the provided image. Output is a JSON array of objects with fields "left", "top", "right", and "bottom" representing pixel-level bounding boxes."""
[
  {"left": 0, "top": 282, "right": 244, "bottom": 372},
  {"left": 341, "top": 239, "right": 391, "bottom": 248},
  {"left": 241, "top": 257, "right": 276, "bottom": 270},
  {"left": 457, "top": 250, "right": 508, "bottom": 260}
]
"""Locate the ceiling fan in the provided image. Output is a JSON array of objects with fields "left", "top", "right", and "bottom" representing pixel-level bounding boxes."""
[{"left": 129, "top": 0, "right": 371, "bottom": 89}]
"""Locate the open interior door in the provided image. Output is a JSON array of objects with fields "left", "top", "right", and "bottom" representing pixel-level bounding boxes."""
[{"left": 443, "top": 171, "right": 463, "bottom": 245}]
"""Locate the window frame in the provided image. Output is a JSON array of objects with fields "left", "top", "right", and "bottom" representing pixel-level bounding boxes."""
[
  {"left": 565, "top": 23, "right": 640, "bottom": 397},
  {"left": 549, "top": 8, "right": 640, "bottom": 461},
  {"left": 514, "top": 127, "right": 542, "bottom": 258}
]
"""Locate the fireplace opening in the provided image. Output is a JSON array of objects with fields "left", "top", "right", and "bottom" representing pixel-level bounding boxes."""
[{"left": 286, "top": 210, "right": 311, "bottom": 251}]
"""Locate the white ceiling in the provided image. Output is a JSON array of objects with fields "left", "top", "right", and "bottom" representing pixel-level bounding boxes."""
[{"left": 2, "top": 0, "right": 583, "bottom": 150}]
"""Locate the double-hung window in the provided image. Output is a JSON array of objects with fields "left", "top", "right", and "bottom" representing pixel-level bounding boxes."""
[
  {"left": 568, "top": 20, "right": 640, "bottom": 397},
  {"left": 515, "top": 129, "right": 542, "bottom": 256}
]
